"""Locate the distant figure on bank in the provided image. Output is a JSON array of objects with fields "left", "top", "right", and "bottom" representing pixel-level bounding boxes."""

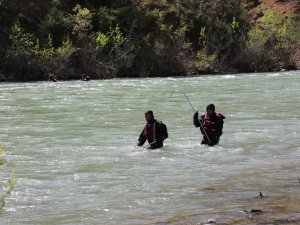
[
  {"left": 138, "top": 110, "right": 168, "bottom": 149},
  {"left": 81, "top": 74, "right": 91, "bottom": 81},
  {"left": 0, "top": 71, "right": 7, "bottom": 81},
  {"left": 48, "top": 74, "right": 57, "bottom": 82},
  {"left": 193, "top": 104, "right": 225, "bottom": 146}
]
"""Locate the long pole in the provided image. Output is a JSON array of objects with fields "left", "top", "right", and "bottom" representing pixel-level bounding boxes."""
[
  {"left": 183, "top": 93, "right": 196, "bottom": 113},
  {"left": 171, "top": 91, "right": 211, "bottom": 143}
]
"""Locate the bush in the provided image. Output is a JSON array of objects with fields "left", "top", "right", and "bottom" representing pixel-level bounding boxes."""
[
  {"left": 6, "top": 20, "right": 35, "bottom": 80},
  {"left": 236, "top": 9, "right": 298, "bottom": 72},
  {"left": 0, "top": 0, "right": 298, "bottom": 80},
  {"left": 32, "top": 35, "right": 77, "bottom": 79},
  {"left": 0, "top": 146, "right": 5, "bottom": 166},
  {"left": 39, "top": 7, "right": 73, "bottom": 47},
  {"left": 0, "top": 146, "right": 16, "bottom": 212},
  {"left": 90, "top": 25, "right": 138, "bottom": 78},
  {"left": 72, "top": 4, "right": 93, "bottom": 42},
  {"left": 94, "top": 7, "right": 116, "bottom": 33}
]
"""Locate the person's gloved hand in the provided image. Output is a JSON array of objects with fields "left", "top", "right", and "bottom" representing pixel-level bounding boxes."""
[{"left": 193, "top": 111, "right": 199, "bottom": 120}]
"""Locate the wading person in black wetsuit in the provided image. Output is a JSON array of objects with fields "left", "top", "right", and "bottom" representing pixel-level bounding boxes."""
[
  {"left": 48, "top": 74, "right": 57, "bottom": 82},
  {"left": 193, "top": 104, "right": 225, "bottom": 146},
  {"left": 81, "top": 74, "right": 91, "bottom": 81},
  {"left": 138, "top": 110, "right": 168, "bottom": 149}
]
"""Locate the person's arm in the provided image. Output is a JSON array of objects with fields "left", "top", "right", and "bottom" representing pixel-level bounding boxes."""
[
  {"left": 193, "top": 112, "right": 201, "bottom": 127},
  {"left": 138, "top": 128, "right": 146, "bottom": 146}
]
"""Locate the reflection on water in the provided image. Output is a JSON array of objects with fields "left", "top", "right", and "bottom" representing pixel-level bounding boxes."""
[{"left": 0, "top": 71, "right": 300, "bottom": 224}]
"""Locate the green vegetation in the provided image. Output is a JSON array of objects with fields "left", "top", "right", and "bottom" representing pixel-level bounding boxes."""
[
  {"left": 0, "top": 146, "right": 5, "bottom": 166},
  {"left": 236, "top": 8, "right": 298, "bottom": 72},
  {"left": 0, "top": 146, "right": 16, "bottom": 211},
  {"left": 0, "top": 0, "right": 298, "bottom": 81}
]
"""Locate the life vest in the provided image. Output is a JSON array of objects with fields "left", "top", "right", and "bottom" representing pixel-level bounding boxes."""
[
  {"left": 144, "top": 121, "right": 160, "bottom": 143},
  {"left": 216, "top": 112, "right": 225, "bottom": 120},
  {"left": 201, "top": 112, "right": 225, "bottom": 137}
]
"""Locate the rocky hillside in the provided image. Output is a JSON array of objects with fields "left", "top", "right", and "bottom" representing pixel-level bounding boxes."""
[{"left": 247, "top": 0, "right": 300, "bottom": 68}]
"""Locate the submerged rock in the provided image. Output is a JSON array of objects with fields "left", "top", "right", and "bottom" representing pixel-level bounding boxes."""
[
  {"left": 247, "top": 208, "right": 263, "bottom": 214},
  {"left": 254, "top": 191, "right": 265, "bottom": 199},
  {"left": 203, "top": 218, "right": 216, "bottom": 225},
  {"left": 207, "top": 218, "right": 216, "bottom": 223},
  {"left": 259, "top": 192, "right": 264, "bottom": 198},
  {"left": 239, "top": 208, "right": 264, "bottom": 215}
]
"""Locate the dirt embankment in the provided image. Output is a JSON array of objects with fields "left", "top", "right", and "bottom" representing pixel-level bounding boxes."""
[{"left": 246, "top": 0, "right": 300, "bottom": 24}]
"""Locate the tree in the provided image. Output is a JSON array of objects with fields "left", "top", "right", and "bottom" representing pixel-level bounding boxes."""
[
  {"left": 33, "top": 35, "right": 77, "bottom": 79},
  {"left": 236, "top": 9, "right": 298, "bottom": 71},
  {"left": 6, "top": 20, "right": 35, "bottom": 80},
  {"left": 72, "top": 4, "right": 93, "bottom": 44}
]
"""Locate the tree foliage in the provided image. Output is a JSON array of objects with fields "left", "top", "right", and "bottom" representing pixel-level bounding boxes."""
[
  {"left": 236, "top": 9, "right": 298, "bottom": 72},
  {"left": 0, "top": 0, "right": 298, "bottom": 80}
]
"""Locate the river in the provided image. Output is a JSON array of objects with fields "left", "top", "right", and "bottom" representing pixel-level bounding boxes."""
[{"left": 0, "top": 71, "right": 300, "bottom": 224}]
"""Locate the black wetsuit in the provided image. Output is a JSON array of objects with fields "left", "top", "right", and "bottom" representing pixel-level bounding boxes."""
[
  {"left": 193, "top": 112, "right": 224, "bottom": 146},
  {"left": 138, "top": 119, "right": 167, "bottom": 149}
]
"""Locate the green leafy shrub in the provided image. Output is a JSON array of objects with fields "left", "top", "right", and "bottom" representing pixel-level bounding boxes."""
[
  {"left": 6, "top": 20, "right": 35, "bottom": 80},
  {"left": 0, "top": 146, "right": 16, "bottom": 212},
  {"left": 72, "top": 4, "right": 93, "bottom": 42},
  {"left": 91, "top": 25, "right": 138, "bottom": 78},
  {"left": 236, "top": 9, "right": 298, "bottom": 71},
  {"left": 0, "top": 0, "right": 298, "bottom": 79},
  {"left": 94, "top": 7, "right": 116, "bottom": 33},
  {"left": 33, "top": 35, "right": 77, "bottom": 79},
  {"left": 40, "top": 7, "right": 73, "bottom": 47},
  {"left": 96, "top": 32, "right": 109, "bottom": 47},
  {"left": 0, "top": 146, "right": 5, "bottom": 166}
]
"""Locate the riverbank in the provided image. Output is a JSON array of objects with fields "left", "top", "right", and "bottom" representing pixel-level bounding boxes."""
[{"left": 0, "top": 69, "right": 299, "bottom": 83}]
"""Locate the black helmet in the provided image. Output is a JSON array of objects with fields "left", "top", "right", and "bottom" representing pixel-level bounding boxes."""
[{"left": 206, "top": 104, "right": 215, "bottom": 111}]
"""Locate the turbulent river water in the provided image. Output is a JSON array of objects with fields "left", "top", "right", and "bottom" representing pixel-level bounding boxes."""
[{"left": 0, "top": 71, "right": 300, "bottom": 225}]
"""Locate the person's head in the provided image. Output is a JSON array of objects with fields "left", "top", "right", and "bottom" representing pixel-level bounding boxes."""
[
  {"left": 145, "top": 110, "right": 154, "bottom": 122},
  {"left": 206, "top": 104, "right": 215, "bottom": 116}
]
